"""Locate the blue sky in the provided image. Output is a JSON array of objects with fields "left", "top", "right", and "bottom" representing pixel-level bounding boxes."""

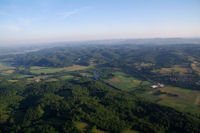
[{"left": 0, "top": 0, "right": 200, "bottom": 44}]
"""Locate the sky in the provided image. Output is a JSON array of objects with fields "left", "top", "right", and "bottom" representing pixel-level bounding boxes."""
[{"left": 0, "top": 0, "right": 200, "bottom": 45}]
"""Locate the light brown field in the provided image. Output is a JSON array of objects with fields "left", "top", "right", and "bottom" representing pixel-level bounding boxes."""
[
  {"left": 5, "top": 70, "right": 15, "bottom": 74},
  {"left": 188, "top": 56, "right": 200, "bottom": 75},
  {"left": 133, "top": 79, "right": 141, "bottom": 84},
  {"left": 109, "top": 77, "right": 121, "bottom": 82},
  {"left": 191, "top": 63, "right": 200, "bottom": 75},
  {"left": 63, "top": 65, "right": 88, "bottom": 71},
  {"left": 153, "top": 65, "right": 189, "bottom": 75},
  {"left": 0, "top": 63, "right": 15, "bottom": 74},
  {"left": 140, "top": 62, "right": 154, "bottom": 67},
  {"left": 8, "top": 80, "right": 18, "bottom": 82},
  {"left": 135, "top": 62, "right": 154, "bottom": 70}
]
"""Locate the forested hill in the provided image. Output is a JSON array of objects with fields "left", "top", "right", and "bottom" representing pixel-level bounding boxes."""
[
  {"left": 3, "top": 44, "right": 200, "bottom": 90},
  {"left": 5, "top": 44, "right": 200, "bottom": 68},
  {"left": 0, "top": 78, "right": 200, "bottom": 133}
]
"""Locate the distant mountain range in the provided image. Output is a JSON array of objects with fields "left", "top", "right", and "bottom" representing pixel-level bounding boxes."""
[{"left": 1, "top": 38, "right": 200, "bottom": 56}]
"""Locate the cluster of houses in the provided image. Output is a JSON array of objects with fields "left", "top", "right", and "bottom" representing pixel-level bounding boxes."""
[{"left": 151, "top": 83, "right": 165, "bottom": 89}]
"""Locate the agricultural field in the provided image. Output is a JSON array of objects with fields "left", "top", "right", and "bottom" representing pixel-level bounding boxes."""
[
  {"left": 106, "top": 72, "right": 143, "bottom": 91},
  {"left": 105, "top": 71, "right": 200, "bottom": 114},
  {"left": 152, "top": 65, "right": 190, "bottom": 75},
  {"left": 60, "top": 75, "right": 74, "bottom": 80},
  {"left": 0, "top": 63, "right": 15, "bottom": 75},
  {"left": 30, "top": 65, "right": 89, "bottom": 74},
  {"left": 148, "top": 86, "right": 200, "bottom": 113}
]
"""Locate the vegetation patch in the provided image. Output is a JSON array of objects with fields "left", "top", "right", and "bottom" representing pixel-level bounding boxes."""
[
  {"left": 122, "top": 129, "right": 139, "bottom": 133},
  {"left": 5, "top": 70, "right": 15, "bottom": 74},
  {"left": 26, "top": 75, "right": 49, "bottom": 83},
  {"left": 61, "top": 75, "right": 74, "bottom": 80},
  {"left": 157, "top": 99, "right": 187, "bottom": 112},
  {"left": 13, "top": 75, "right": 33, "bottom": 79},
  {"left": 107, "top": 72, "right": 141, "bottom": 91},
  {"left": 195, "top": 96, "right": 200, "bottom": 106},
  {"left": 153, "top": 65, "right": 189, "bottom": 75},
  {"left": 45, "top": 78, "right": 59, "bottom": 82},
  {"left": 8, "top": 80, "right": 18, "bottom": 83},
  {"left": 109, "top": 77, "right": 121, "bottom": 82},
  {"left": 75, "top": 122, "right": 88, "bottom": 131},
  {"left": 0, "top": 63, "right": 15, "bottom": 71},
  {"left": 91, "top": 126, "right": 108, "bottom": 133},
  {"left": 30, "top": 65, "right": 89, "bottom": 74},
  {"left": 156, "top": 87, "right": 200, "bottom": 113}
]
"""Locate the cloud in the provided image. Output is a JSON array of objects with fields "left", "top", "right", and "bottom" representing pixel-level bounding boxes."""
[
  {"left": 63, "top": 9, "right": 80, "bottom": 17},
  {"left": 0, "top": 25, "right": 20, "bottom": 32},
  {"left": 63, "top": 6, "right": 90, "bottom": 18}
]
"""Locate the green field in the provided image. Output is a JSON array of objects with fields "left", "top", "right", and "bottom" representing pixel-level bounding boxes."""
[
  {"left": 45, "top": 78, "right": 59, "bottom": 82},
  {"left": 12, "top": 74, "right": 33, "bottom": 79},
  {"left": 107, "top": 72, "right": 143, "bottom": 91},
  {"left": 30, "top": 65, "right": 89, "bottom": 74},
  {"left": 61, "top": 75, "right": 74, "bottom": 80},
  {"left": 106, "top": 71, "right": 200, "bottom": 114},
  {"left": 0, "top": 62, "right": 15, "bottom": 75},
  {"left": 154, "top": 87, "right": 200, "bottom": 113}
]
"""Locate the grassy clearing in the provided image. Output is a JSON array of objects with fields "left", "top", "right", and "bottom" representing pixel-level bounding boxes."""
[
  {"left": 45, "top": 78, "right": 59, "bottom": 82},
  {"left": 61, "top": 75, "right": 74, "bottom": 80},
  {"left": 188, "top": 57, "right": 200, "bottom": 75},
  {"left": 75, "top": 122, "right": 88, "bottom": 131},
  {"left": 157, "top": 99, "right": 187, "bottom": 112},
  {"left": 26, "top": 76, "right": 49, "bottom": 83},
  {"left": 63, "top": 65, "right": 89, "bottom": 71},
  {"left": 13, "top": 75, "right": 33, "bottom": 79},
  {"left": 80, "top": 72, "right": 93, "bottom": 77},
  {"left": 156, "top": 87, "right": 200, "bottom": 113},
  {"left": 135, "top": 62, "right": 154, "bottom": 70},
  {"left": 191, "top": 63, "right": 200, "bottom": 75},
  {"left": 122, "top": 129, "right": 139, "bottom": 133},
  {"left": 109, "top": 77, "right": 121, "bottom": 82},
  {"left": 8, "top": 79, "right": 18, "bottom": 83},
  {"left": 30, "top": 65, "right": 89, "bottom": 74},
  {"left": 107, "top": 72, "right": 142, "bottom": 91},
  {"left": 0, "top": 62, "right": 15, "bottom": 75},
  {"left": 30, "top": 67, "right": 63, "bottom": 74},
  {"left": 91, "top": 126, "right": 107, "bottom": 133},
  {"left": 0, "top": 63, "right": 15, "bottom": 71},
  {"left": 5, "top": 70, "right": 15, "bottom": 74},
  {"left": 153, "top": 65, "right": 189, "bottom": 75}
]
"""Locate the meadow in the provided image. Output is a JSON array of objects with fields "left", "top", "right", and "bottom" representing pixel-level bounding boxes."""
[
  {"left": 107, "top": 72, "right": 143, "bottom": 91},
  {"left": 30, "top": 65, "right": 89, "bottom": 74}
]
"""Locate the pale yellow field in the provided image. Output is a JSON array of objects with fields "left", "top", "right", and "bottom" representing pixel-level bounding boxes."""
[{"left": 153, "top": 65, "right": 189, "bottom": 75}]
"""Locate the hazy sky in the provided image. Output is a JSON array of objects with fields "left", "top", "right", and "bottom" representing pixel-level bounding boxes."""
[{"left": 0, "top": 0, "right": 200, "bottom": 45}]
